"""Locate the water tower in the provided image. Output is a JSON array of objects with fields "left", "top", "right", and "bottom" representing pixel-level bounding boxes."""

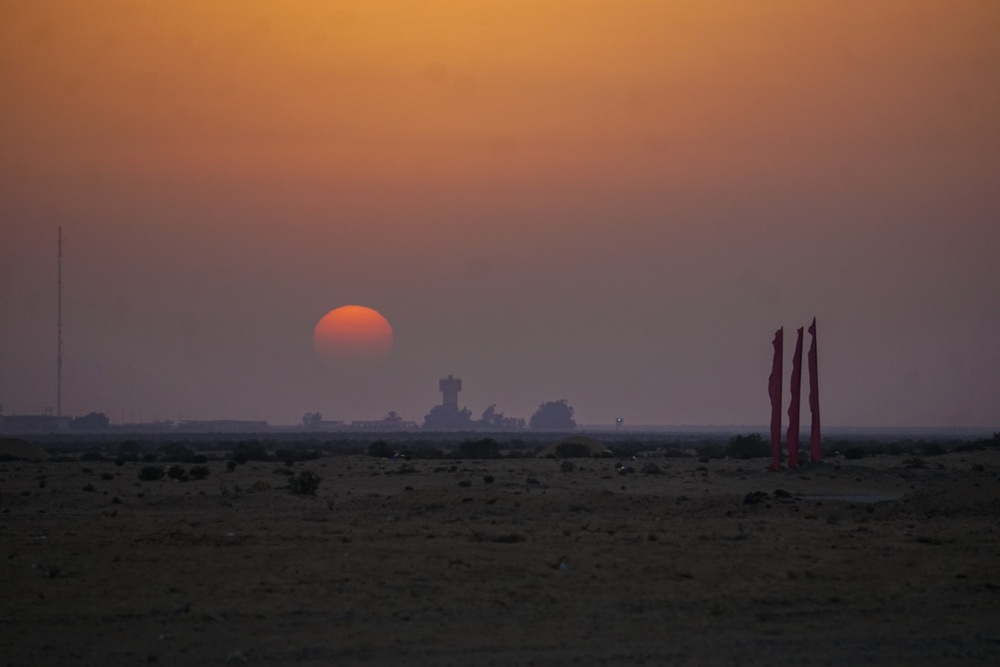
[{"left": 439, "top": 375, "right": 462, "bottom": 408}]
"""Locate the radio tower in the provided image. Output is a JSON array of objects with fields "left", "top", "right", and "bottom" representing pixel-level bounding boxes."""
[{"left": 57, "top": 226, "right": 63, "bottom": 418}]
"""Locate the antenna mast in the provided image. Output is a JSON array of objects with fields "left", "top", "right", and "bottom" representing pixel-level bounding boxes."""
[{"left": 57, "top": 226, "right": 63, "bottom": 418}]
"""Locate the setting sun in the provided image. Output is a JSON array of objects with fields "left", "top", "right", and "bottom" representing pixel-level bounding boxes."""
[{"left": 313, "top": 306, "right": 394, "bottom": 367}]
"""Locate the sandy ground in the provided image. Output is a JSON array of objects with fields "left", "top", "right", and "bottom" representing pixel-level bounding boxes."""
[{"left": 2, "top": 449, "right": 1000, "bottom": 666}]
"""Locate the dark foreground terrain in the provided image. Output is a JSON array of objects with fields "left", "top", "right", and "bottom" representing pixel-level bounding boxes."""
[{"left": 2, "top": 449, "right": 1000, "bottom": 665}]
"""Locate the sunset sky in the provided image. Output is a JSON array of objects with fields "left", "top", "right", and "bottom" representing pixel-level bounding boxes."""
[{"left": 2, "top": 1, "right": 998, "bottom": 428}]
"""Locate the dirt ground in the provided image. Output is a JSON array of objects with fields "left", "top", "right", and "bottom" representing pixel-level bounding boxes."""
[{"left": 2, "top": 449, "right": 1000, "bottom": 666}]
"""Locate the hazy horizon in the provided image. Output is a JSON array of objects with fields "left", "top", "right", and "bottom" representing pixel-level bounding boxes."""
[{"left": 2, "top": 1, "right": 998, "bottom": 429}]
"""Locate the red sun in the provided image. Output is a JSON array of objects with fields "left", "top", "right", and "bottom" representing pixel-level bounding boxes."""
[{"left": 313, "top": 305, "right": 394, "bottom": 366}]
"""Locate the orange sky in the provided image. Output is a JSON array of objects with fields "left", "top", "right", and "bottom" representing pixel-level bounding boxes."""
[
  {"left": 6, "top": 2, "right": 996, "bottom": 185},
  {"left": 2, "top": 1, "right": 998, "bottom": 427}
]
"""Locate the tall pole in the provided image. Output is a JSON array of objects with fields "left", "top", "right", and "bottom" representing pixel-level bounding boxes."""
[
  {"left": 57, "top": 226, "right": 63, "bottom": 418},
  {"left": 808, "top": 317, "right": 821, "bottom": 461},
  {"left": 768, "top": 327, "right": 783, "bottom": 472},
  {"left": 786, "top": 327, "right": 803, "bottom": 469}
]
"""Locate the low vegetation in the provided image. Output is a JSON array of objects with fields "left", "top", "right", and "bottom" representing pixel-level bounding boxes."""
[
  {"left": 554, "top": 442, "right": 594, "bottom": 458},
  {"left": 138, "top": 465, "right": 164, "bottom": 481},
  {"left": 166, "top": 464, "right": 189, "bottom": 481},
  {"left": 726, "top": 434, "right": 771, "bottom": 459},
  {"left": 287, "top": 470, "right": 321, "bottom": 495},
  {"left": 457, "top": 439, "right": 500, "bottom": 459}
]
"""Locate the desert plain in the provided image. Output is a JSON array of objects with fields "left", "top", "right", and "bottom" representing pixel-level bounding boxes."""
[{"left": 2, "top": 440, "right": 1000, "bottom": 666}]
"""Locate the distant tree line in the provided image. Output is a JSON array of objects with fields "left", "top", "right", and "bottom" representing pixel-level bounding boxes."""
[
  {"left": 422, "top": 399, "right": 575, "bottom": 431},
  {"left": 422, "top": 403, "right": 528, "bottom": 431}
]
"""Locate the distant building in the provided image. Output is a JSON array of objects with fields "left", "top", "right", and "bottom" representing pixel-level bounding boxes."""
[
  {"left": 423, "top": 375, "right": 473, "bottom": 430},
  {"left": 439, "top": 374, "right": 462, "bottom": 408},
  {"left": 122, "top": 421, "right": 175, "bottom": 433},
  {"left": 175, "top": 420, "right": 269, "bottom": 433},
  {"left": 0, "top": 415, "right": 71, "bottom": 434},
  {"left": 350, "top": 419, "right": 418, "bottom": 431}
]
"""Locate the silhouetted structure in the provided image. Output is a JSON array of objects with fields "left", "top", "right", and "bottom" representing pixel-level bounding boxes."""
[
  {"left": 350, "top": 418, "right": 417, "bottom": 431},
  {"left": 0, "top": 414, "right": 71, "bottom": 434},
  {"left": 439, "top": 375, "right": 462, "bottom": 408},
  {"left": 176, "top": 420, "right": 269, "bottom": 433},
  {"left": 424, "top": 375, "right": 472, "bottom": 429},
  {"left": 70, "top": 411, "right": 110, "bottom": 431},
  {"left": 529, "top": 400, "right": 576, "bottom": 431}
]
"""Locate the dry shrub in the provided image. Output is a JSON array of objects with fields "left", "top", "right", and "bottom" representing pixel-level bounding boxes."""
[
  {"left": 138, "top": 465, "right": 164, "bottom": 481},
  {"left": 288, "top": 470, "right": 321, "bottom": 495}
]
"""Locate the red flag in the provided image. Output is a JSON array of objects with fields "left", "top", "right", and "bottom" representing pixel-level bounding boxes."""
[
  {"left": 768, "top": 327, "right": 783, "bottom": 471},
  {"left": 786, "top": 327, "right": 803, "bottom": 469},
  {"left": 807, "top": 317, "right": 821, "bottom": 462}
]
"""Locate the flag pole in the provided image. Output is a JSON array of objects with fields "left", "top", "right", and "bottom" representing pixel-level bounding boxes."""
[
  {"left": 807, "top": 317, "right": 821, "bottom": 462},
  {"left": 786, "top": 327, "right": 803, "bottom": 469},
  {"left": 768, "top": 327, "right": 783, "bottom": 472}
]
